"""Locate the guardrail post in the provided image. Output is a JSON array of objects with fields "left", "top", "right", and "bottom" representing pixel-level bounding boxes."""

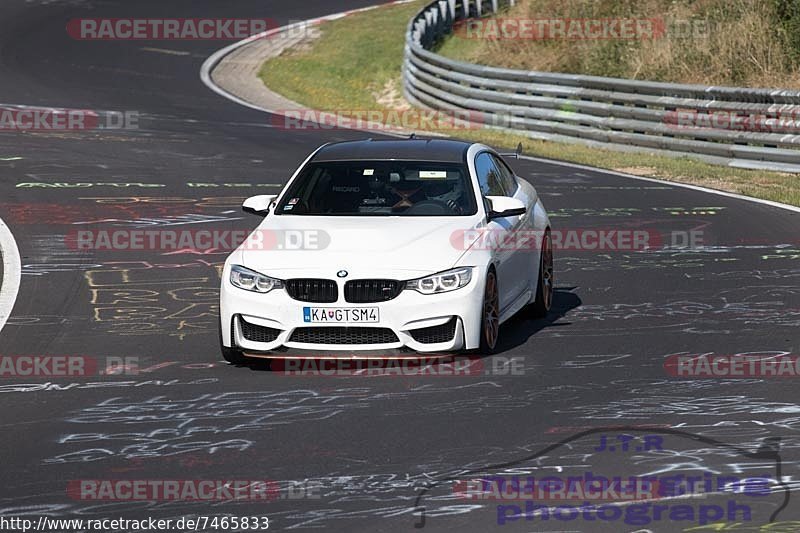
[
  {"left": 424, "top": 9, "right": 435, "bottom": 47},
  {"left": 447, "top": 0, "right": 456, "bottom": 20},
  {"left": 440, "top": 0, "right": 453, "bottom": 33},
  {"left": 415, "top": 17, "right": 427, "bottom": 40},
  {"left": 430, "top": 5, "right": 440, "bottom": 38},
  {"left": 416, "top": 18, "right": 428, "bottom": 48}
]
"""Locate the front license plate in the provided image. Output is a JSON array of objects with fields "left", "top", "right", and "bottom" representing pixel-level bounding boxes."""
[{"left": 303, "top": 307, "right": 379, "bottom": 323}]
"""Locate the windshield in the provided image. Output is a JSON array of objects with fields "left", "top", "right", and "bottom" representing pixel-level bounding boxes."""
[{"left": 275, "top": 160, "right": 477, "bottom": 216}]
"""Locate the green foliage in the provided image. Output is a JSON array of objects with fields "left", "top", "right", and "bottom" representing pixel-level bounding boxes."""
[{"left": 773, "top": 0, "right": 800, "bottom": 62}]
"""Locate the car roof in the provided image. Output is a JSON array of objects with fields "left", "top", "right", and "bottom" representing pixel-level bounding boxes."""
[{"left": 311, "top": 138, "right": 473, "bottom": 163}]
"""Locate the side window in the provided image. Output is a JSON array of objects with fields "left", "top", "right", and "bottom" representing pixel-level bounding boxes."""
[
  {"left": 491, "top": 154, "right": 518, "bottom": 196},
  {"left": 475, "top": 153, "right": 505, "bottom": 197}
]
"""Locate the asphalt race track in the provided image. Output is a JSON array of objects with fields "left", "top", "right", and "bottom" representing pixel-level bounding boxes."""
[{"left": 0, "top": 0, "right": 799, "bottom": 532}]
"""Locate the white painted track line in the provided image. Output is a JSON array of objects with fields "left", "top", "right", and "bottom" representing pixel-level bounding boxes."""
[{"left": 0, "top": 215, "right": 21, "bottom": 333}]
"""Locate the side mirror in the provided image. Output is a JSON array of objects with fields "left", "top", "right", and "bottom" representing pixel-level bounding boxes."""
[
  {"left": 486, "top": 196, "right": 526, "bottom": 220},
  {"left": 242, "top": 195, "right": 277, "bottom": 216}
]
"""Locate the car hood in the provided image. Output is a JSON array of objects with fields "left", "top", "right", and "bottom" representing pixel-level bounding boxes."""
[{"left": 240, "top": 215, "right": 481, "bottom": 279}]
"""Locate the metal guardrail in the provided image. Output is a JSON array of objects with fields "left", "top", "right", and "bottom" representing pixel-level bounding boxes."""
[{"left": 402, "top": 0, "right": 800, "bottom": 172}]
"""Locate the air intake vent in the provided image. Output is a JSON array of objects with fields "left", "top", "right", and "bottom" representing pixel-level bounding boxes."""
[
  {"left": 344, "top": 279, "right": 403, "bottom": 303},
  {"left": 408, "top": 317, "right": 457, "bottom": 344},
  {"left": 289, "top": 327, "right": 399, "bottom": 345},
  {"left": 285, "top": 279, "right": 338, "bottom": 303},
  {"left": 240, "top": 318, "right": 281, "bottom": 343}
]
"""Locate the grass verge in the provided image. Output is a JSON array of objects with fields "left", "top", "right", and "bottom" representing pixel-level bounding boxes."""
[
  {"left": 436, "top": 0, "right": 800, "bottom": 88},
  {"left": 259, "top": 0, "right": 800, "bottom": 207}
]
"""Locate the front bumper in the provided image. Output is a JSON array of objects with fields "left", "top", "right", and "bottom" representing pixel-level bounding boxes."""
[{"left": 219, "top": 271, "right": 484, "bottom": 354}]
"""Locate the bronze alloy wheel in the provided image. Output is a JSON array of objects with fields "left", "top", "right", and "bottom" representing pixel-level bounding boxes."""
[
  {"left": 541, "top": 231, "right": 554, "bottom": 310},
  {"left": 530, "top": 229, "right": 554, "bottom": 318},
  {"left": 481, "top": 269, "right": 500, "bottom": 351}
]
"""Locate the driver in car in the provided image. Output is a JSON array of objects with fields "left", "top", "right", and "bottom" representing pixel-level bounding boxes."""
[
  {"left": 388, "top": 171, "right": 466, "bottom": 214},
  {"left": 427, "top": 176, "right": 465, "bottom": 214}
]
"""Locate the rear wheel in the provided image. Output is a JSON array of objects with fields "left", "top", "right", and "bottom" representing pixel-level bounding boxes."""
[
  {"left": 478, "top": 269, "right": 500, "bottom": 354},
  {"left": 219, "top": 321, "right": 246, "bottom": 364},
  {"left": 530, "top": 229, "right": 554, "bottom": 318}
]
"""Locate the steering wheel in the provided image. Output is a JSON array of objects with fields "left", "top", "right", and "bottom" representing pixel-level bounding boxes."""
[{"left": 403, "top": 199, "right": 456, "bottom": 215}]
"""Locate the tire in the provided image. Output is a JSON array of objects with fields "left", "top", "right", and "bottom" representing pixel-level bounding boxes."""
[
  {"left": 530, "top": 229, "right": 554, "bottom": 319},
  {"left": 478, "top": 268, "right": 500, "bottom": 354},
  {"left": 219, "top": 320, "right": 246, "bottom": 365}
]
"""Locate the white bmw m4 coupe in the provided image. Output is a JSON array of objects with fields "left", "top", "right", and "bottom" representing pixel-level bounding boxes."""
[{"left": 219, "top": 138, "right": 552, "bottom": 363}]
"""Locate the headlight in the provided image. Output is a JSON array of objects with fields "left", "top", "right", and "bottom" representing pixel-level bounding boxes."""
[
  {"left": 230, "top": 265, "right": 284, "bottom": 293},
  {"left": 405, "top": 267, "right": 473, "bottom": 295}
]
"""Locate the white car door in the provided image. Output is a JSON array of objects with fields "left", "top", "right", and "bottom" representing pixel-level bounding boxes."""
[
  {"left": 491, "top": 154, "right": 538, "bottom": 295},
  {"left": 489, "top": 154, "right": 534, "bottom": 306},
  {"left": 475, "top": 152, "right": 525, "bottom": 314}
]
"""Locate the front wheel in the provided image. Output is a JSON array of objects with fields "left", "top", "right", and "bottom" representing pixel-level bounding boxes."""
[
  {"left": 530, "top": 229, "right": 554, "bottom": 318},
  {"left": 478, "top": 269, "right": 500, "bottom": 354}
]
